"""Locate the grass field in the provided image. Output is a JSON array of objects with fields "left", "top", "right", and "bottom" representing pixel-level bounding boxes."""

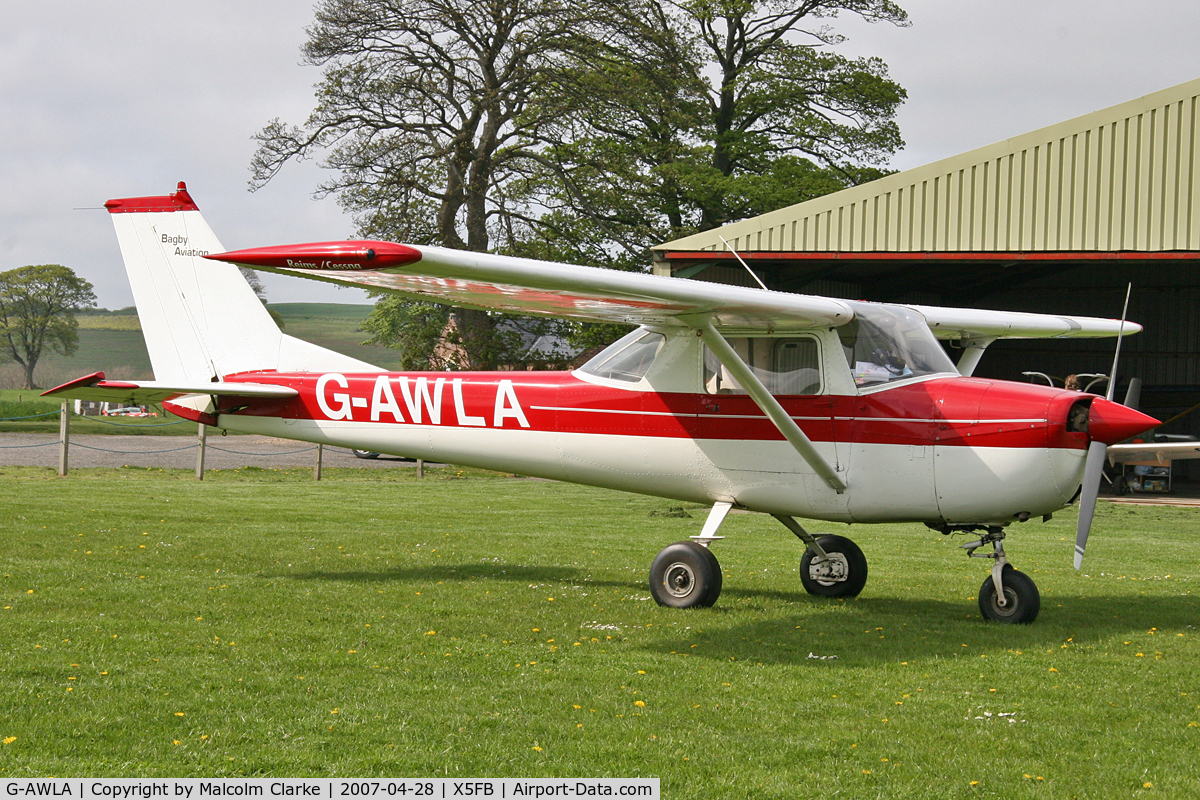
[{"left": 1, "top": 467, "right": 1197, "bottom": 795}]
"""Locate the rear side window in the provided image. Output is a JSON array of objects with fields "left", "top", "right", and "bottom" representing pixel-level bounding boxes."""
[
  {"left": 578, "top": 330, "right": 665, "bottom": 383},
  {"left": 704, "top": 336, "right": 821, "bottom": 395}
]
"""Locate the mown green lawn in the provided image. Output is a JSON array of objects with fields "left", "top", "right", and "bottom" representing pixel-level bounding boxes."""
[{"left": 0, "top": 467, "right": 1197, "bottom": 797}]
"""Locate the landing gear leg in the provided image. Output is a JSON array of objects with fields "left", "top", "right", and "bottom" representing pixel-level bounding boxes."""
[
  {"left": 773, "top": 515, "right": 868, "bottom": 598},
  {"left": 961, "top": 528, "right": 1040, "bottom": 624}
]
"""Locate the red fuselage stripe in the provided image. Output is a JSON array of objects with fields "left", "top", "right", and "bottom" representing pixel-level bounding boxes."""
[{"left": 215, "top": 371, "right": 1090, "bottom": 452}]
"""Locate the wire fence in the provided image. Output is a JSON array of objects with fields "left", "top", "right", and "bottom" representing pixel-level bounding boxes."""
[
  {"left": 0, "top": 409, "right": 189, "bottom": 427},
  {"left": 82, "top": 415, "right": 189, "bottom": 428},
  {"left": 0, "top": 410, "right": 61, "bottom": 420},
  {"left": 0, "top": 404, "right": 422, "bottom": 477}
]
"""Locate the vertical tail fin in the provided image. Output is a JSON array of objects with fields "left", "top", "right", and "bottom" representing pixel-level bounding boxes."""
[{"left": 105, "top": 182, "right": 379, "bottom": 382}]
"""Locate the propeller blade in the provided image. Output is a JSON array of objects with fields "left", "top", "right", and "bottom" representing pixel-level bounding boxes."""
[
  {"left": 1075, "top": 439, "right": 1110, "bottom": 569},
  {"left": 1123, "top": 377, "right": 1142, "bottom": 410}
]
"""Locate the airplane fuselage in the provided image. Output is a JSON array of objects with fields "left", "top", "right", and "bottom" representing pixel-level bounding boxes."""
[{"left": 194, "top": 366, "right": 1091, "bottom": 527}]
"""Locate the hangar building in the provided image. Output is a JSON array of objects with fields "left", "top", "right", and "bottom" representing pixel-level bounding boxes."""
[{"left": 653, "top": 78, "right": 1200, "bottom": 466}]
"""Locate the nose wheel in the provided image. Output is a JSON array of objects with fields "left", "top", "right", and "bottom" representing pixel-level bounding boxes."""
[
  {"left": 978, "top": 564, "right": 1040, "bottom": 623},
  {"left": 957, "top": 527, "right": 1041, "bottom": 624}
]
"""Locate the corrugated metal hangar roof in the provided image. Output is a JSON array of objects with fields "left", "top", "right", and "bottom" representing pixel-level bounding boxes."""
[{"left": 657, "top": 77, "right": 1200, "bottom": 256}]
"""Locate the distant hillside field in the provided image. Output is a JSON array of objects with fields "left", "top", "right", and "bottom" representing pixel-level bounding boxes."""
[
  {"left": 269, "top": 303, "right": 397, "bottom": 368},
  {"left": 1, "top": 302, "right": 396, "bottom": 389}
]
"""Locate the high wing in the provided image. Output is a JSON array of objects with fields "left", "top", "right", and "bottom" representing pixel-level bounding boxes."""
[
  {"left": 911, "top": 304, "right": 1136, "bottom": 341},
  {"left": 41, "top": 371, "right": 298, "bottom": 405},
  {"left": 206, "top": 240, "right": 1140, "bottom": 339},
  {"left": 206, "top": 241, "right": 853, "bottom": 331}
]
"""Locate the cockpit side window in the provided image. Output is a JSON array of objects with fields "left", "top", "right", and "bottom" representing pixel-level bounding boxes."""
[
  {"left": 578, "top": 330, "right": 665, "bottom": 383},
  {"left": 838, "top": 302, "right": 958, "bottom": 387},
  {"left": 704, "top": 335, "right": 821, "bottom": 395}
]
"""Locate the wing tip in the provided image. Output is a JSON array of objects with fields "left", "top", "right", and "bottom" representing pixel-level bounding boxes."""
[{"left": 206, "top": 241, "right": 422, "bottom": 271}]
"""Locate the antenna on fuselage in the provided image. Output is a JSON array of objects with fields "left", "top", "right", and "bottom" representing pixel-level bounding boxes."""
[
  {"left": 719, "top": 236, "right": 769, "bottom": 291},
  {"left": 1105, "top": 283, "right": 1133, "bottom": 402}
]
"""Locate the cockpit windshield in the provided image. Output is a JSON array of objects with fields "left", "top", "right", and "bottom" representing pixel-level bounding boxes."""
[{"left": 838, "top": 302, "right": 958, "bottom": 388}]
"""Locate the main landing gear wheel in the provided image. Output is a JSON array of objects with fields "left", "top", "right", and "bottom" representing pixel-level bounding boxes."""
[
  {"left": 800, "top": 535, "right": 868, "bottom": 598},
  {"left": 649, "top": 541, "right": 722, "bottom": 608},
  {"left": 978, "top": 564, "right": 1040, "bottom": 624}
]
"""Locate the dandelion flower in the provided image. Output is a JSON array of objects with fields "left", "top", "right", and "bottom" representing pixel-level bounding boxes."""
[
  {"left": 532, "top": 746, "right": 543, "bottom": 752},
  {"left": 3, "top": 737, "right": 15, "bottom": 745},
  {"left": 634, "top": 700, "right": 646, "bottom": 708},
  {"left": 174, "top": 712, "right": 185, "bottom": 717}
]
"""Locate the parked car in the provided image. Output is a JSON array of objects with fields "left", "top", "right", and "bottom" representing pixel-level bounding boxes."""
[{"left": 105, "top": 406, "right": 151, "bottom": 417}]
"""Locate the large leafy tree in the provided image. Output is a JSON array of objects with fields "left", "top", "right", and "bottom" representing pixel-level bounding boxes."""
[
  {"left": 253, "top": 0, "right": 908, "bottom": 367},
  {"left": 250, "top": 0, "right": 610, "bottom": 369},
  {"left": 0, "top": 265, "right": 97, "bottom": 389},
  {"left": 531, "top": 0, "right": 908, "bottom": 260}
]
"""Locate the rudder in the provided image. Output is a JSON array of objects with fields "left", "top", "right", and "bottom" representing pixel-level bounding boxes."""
[{"left": 105, "top": 182, "right": 378, "bottom": 382}]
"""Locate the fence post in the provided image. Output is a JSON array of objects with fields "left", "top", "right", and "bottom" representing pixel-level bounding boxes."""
[
  {"left": 313, "top": 443, "right": 323, "bottom": 481},
  {"left": 58, "top": 401, "right": 69, "bottom": 477},
  {"left": 416, "top": 458, "right": 424, "bottom": 478},
  {"left": 195, "top": 423, "right": 207, "bottom": 480}
]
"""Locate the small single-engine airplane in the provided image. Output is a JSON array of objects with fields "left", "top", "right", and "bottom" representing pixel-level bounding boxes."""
[{"left": 48, "top": 182, "right": 1168, "bottom": 624}]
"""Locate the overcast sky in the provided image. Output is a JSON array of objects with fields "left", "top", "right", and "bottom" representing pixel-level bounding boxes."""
[{"left": 5, "top": 0, "right": 1200, "bottom": 308}]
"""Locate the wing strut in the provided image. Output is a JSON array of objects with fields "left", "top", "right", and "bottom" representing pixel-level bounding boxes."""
[
  {"left": 955, "top": 337, "right": 996, "bottom": 377},
  {"left": 689, "top": 318, "right": 846, "bottom": 493}
]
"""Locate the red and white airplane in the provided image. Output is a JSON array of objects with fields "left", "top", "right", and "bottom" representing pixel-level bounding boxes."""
[{"left": 48, "top": 182, "right": 1167, "bottom": 623}]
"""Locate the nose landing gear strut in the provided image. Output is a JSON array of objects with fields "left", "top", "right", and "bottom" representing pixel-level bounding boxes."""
[{"left": 956, "top": 526, "right": 1040, "bottom": 624}]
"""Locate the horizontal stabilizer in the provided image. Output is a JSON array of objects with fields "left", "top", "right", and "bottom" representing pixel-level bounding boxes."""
[{"left": 41, "top": 371, "right": 298, "bottom": 405}]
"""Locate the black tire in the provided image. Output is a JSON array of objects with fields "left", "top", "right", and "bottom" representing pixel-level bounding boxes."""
[
  {"left": 352, "top": 449, "right": 380, "bottom": 459},
  {"left": 800, "top": 535, "right": 868, "bottom": 597},
  {"left": 978, "top": 565, "right": 1040, "bottom": 624},
  {"left": 649, "top": 541, "right": 722, "bottom": 608}
]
